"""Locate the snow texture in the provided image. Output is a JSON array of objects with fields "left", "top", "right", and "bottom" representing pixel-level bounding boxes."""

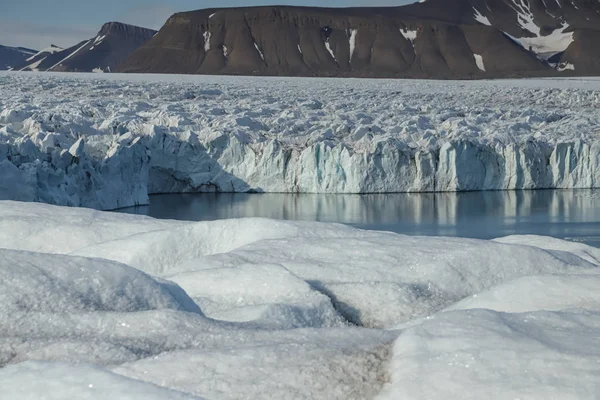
[
  {"left": 1, "top": 201, "right": 600, "bottom": 399},
  {"left": 1, "top": 72, "right": 600, "bottom": 210},
  {"left": 378, "top": 309, "right": 600, "bottom": 400},
  {"left": 0, "top": 362, "right": 203, "bottom": 400}
]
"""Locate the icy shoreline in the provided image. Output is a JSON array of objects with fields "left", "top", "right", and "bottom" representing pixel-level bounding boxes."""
[
  {"left": 2, "top": 200, "right": 600, "bottom": 399},
  {"left": 1, "top": 72, "right": 600, "bottom": 209}
]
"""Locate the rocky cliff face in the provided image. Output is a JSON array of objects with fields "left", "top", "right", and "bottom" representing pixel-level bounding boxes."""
[
  {"left": 15, "top": 22, "right": 156, "bottom": 73},
  {"left": 118, "top": 0, "right": 600, "bottom": 78}
]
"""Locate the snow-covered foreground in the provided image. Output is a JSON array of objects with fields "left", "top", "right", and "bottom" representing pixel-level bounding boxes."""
[
  {"left": 1, "top": 72, "right": 600, "bottom": 209},
  {"left": 2, "top": 200, "right": 600, "bottom": 399}
]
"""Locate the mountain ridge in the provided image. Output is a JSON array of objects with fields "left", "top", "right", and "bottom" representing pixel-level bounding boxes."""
[
  {"left": 118, "top": 0, "right": 600, "bottom": 78},
  {"left": 0, "top": 45, "right": 37, "bottom": 70},
  {"left": 14, "top": 22, "right": 156, "bottom": 73}
]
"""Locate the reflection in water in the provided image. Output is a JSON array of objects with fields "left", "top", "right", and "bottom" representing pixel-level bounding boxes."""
[{"left": 117, "top": 190, "right": 600, "bottom": 246}]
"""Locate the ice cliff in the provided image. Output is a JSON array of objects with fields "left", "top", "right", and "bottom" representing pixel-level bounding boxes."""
[{"left": 1, "top": 72, "right": 599, "bottom": 209}]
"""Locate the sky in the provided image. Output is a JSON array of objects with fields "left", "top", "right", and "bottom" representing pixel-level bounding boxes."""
[{"left": 1, "top": 0, "right": 413, "bottom": 50}]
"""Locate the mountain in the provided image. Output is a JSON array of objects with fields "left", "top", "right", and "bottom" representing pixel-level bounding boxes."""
[
  {"left": 15, "top": 45, "right": 64, "bottom": 71},
  {"left": 0, "top": 45, "right": 37, "bottom": 70},
  {"left": 118, "top": 0, "right": 600, "bottom": 78},
  {"left": 15, "top": 22, "right": 156, "bottom": 73}
]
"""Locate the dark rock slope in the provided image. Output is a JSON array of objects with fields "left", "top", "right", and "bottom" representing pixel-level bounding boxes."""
[
  {"left": 118, "top": 0, "right": 600, "bottom": 78},
  {"left": 0, "top": 45, "right": 37, "bottom": 70},
  {"left": 15, "top": 22, "right": 156, "bottom": 73}
]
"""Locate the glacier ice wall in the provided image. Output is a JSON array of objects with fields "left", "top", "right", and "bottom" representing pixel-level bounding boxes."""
[
  {"left": 147, "top": 135, "right": 600, "bottom": 194},
  {"left": 1, "top": 73, "right": 600, "bottom": 209},
  {"left": 0, "top": 130, "right": 149, "bottom": 209}
]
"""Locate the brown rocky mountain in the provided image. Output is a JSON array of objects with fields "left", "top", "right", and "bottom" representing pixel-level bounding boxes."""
[
  {"left": 15, "top": 22, "right": 156, "bottom": 73},
  {"left": 118, "top": 0, "right": 600, "bottom": 78}
]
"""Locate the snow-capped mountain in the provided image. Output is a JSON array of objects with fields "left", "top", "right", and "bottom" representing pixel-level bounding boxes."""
[
  {"left": 15, "top": 22, "right": 156, "bottom": 73},
  {"left": 0, "top": 45, "right": 37, "bottom": 70},
  {"left": 118, "top": 0, "right": 600, "bottom": 78}
]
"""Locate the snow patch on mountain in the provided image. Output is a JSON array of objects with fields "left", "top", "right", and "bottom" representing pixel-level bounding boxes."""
[
  {"left": 254, "top": 42, "right": 264, "bottom": 60},
  {"left": 474, "top": 54, "right": 486, "bottom": 71},
  {"left": 473, "top": 8, "right": 492, "bottom": 26},
  {"left": 203, "top": 32, "right": 211, "bottom": 52},
  {"left": 506, "top": 22, "right": 574, "bottom": 58},
  {"left": 23, "top": 57, "right": 46, "bottom": 72},
  {"left": 48, "top": 40, "right": 92, "bottom": 71},
  {"left": 348, "top": 29, "right": 358, "bottom": 60},
  {"left": 25, "top": 45, "right": 62, "bottom": 62},
  {"left": 511, "top": 0, "right": 540, "bottom": 35},
  {"left": 558, "top": 62, "right": 575, "bottom": 71},
  {"left": 400, "top": 28, "right": 418, "bottom": 43},
  {"left": 325, "top": 40, "right": 336, "bottom": 62}
]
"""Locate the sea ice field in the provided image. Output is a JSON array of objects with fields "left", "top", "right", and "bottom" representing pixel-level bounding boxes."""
[
  {"left": 1, "top": 72, "right": 600, "bottom": 210},
  {"left": 2, "top": 200, "right": 600, "bottom": 399}
]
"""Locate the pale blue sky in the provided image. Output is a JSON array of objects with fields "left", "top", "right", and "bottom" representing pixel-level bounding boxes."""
[{"left": 2, "top": 0, "right": 413, "bottom": 50}]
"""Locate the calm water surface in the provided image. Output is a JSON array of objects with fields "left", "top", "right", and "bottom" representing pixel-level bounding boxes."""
[{"left": 117, "top": 190, "right": 600, "bottom": 246}]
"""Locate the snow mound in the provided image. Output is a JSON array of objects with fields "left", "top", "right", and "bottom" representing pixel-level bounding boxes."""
[
  {"left": 0, "top": 361, "right": 203, "bottom": 400},
  {"left": 446, "top": 273, "right": 600, "bottom": 313},
  {"left": 2, "top": 201, "right": 600, "bottom": 398},
  {"left": 3, "top": 201, "right": 598, "bottom": 329},
  {"left": 378, "top": 309, "right": 600, "bottom": 400},
  {"left": 494, "top": 234, "right": 600, "bottom": 264},
  {"left": 0, "top": 200, "right": 179, "bottom": 254},
  {"left": 0, "top": 248, "right": 202, "bottom": 314},
  {"left": 166, "top": 263, "right": 345, "bottom": 329},
  {"left": 199, "top": 233, "right": 598, "bottom": 328}
]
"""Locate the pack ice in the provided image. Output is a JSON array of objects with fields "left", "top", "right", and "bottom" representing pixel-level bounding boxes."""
[
  {"left": 1, "top": 72, "right": 600, "bottom": 209},
  {"left": 2, "top": 200, "right": 600, "bottom": 399}
]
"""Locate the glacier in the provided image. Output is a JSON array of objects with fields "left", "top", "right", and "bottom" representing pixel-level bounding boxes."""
[
  {"left": 1, "top": 72, "right": 600, "bottom": 209},
  {"left": 2, "top": 200, "right": 600, "bottom": 399}
]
